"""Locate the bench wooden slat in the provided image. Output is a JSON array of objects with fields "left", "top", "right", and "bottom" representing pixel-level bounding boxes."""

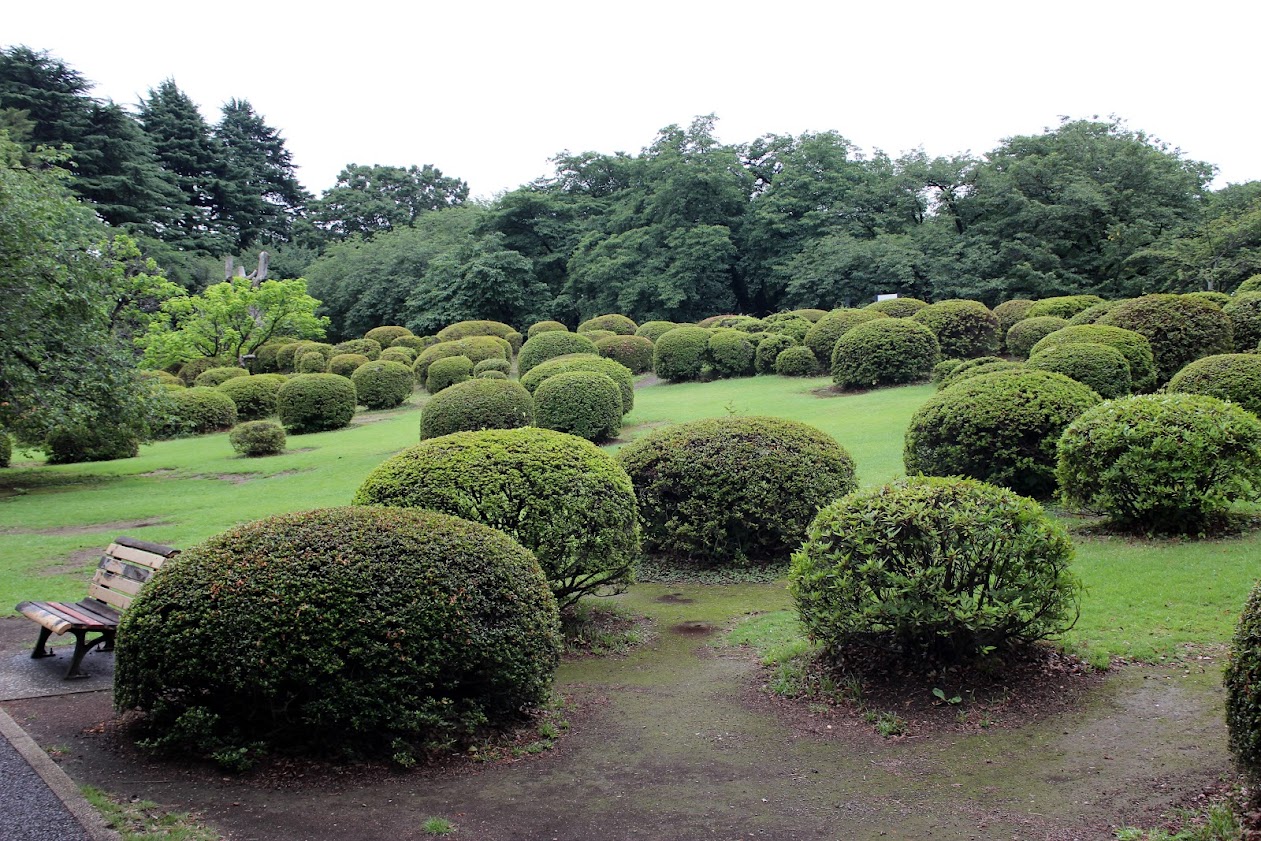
[
  {"left": 16, "top": 602, "right": 76, "bottom": 635},
  {"left": 103, "top": 543, "right": 170, "bottom": 570},
  {"left": 97, "top": 556, "right": 154, "bottom": 584},
  {"left": 113, "top": 535, "right": 179, "bottom": 557},
  {"left": 86, "top": 582, "right": 132, "bottom": 611},
  {"left": 16, "top": 600, "right": 115, "bottom": 633},
  {"left": 92, "top": 569, "right": 145, "bottom": 597},
  {"left": 69, "top": 599, "right": 121, "bottom": 626}
]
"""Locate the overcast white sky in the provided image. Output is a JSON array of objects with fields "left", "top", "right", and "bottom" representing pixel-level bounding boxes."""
[{"left": 8, "top": 1, "right": 1259, "bottom": 199}]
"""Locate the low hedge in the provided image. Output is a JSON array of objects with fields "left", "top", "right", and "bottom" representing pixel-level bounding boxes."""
[
  {"left": 425, "top": 356, "right": 474, "bottom": 394},
  {"left": 804, "top": 309, "right": 888, "bottom": 363},
  {"left": 217, "top": 374, "right": 287, "bottom": 421},
  {"left": 1025, "top": 295, "right": 1105, "bottom": 320},
  {"left": 1097, "top": 293, "right": 1234, "bottom": 383},
  {"left": 653, "top": 326, "right": 711, "bottom": 382},
  {"left": 420, "top": 378, "right": 534, "bottom": 440},
  {"left": 333, "top": 338, "right": 382, "bottom": 360},
  {"left": 578, "top": 313, "right": 638, "bottom": 335},
  {"left": 533, "top": 370, "right": 623, "bottom": 442},
  {"left": 517, "top": 331, "right": 598, "bottom": 376},
  {"left": 328, "top": 353, "right": 370, "bottom": 378},
  {"left": 830, "top": 318, "right": 939, "bottom": 389},
  {"left": 364, "top": 325, "right": 413, "bottom": 348},
  {"left": 775, "top": 346, "right": 820, "bottom": 376},
  {"left": 1166, "top": 353, "right": 1261, "bottom": 417},
  {"left": 595, "top": 335, "right": 655, "bottom": 374},
  {"left": 1026, "top": 343, "right": 1130, "bottom": 398},
  {"left": 1027, "top": 324, "right": 1158, "bottom": 393},
  {"left": 911, "top": 300, "right": 1001, "bottom": 359},
  {"left": 229, "top": 420, "right": 286, "bottom": 457},
  {"left": 1005, "top": 316, "right": 1069, "bottom": 360},
  {"left": 193, "top": 366, "right": 249, "bottom": 388},
  {"left": 707, "top": 329, "right": 756, "bottom": 378},
  {"left": 161, "top": 387, "right": 238, "bottom": 436},
  {"left": 351, "top": 360, "right": 415, "bottom": 409},
  {"left": 519, "top": 354, "right": 634, "bottom": 413},
  {"left": 864, "top": 297, "right": 928, "bottom": 318},
  {"left": 276, "top": 374, "right": 357, "bottom": 433},
  {"left": 754, "top": 334, "right": 797, "bottom": 375}
]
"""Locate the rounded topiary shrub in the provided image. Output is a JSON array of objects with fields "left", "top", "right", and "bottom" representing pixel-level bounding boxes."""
[
  {"left": 595, "top": 335, "right": 654, "bottom": 374},
  {"left": 1067, "top": 300, "right": 1121, "bottom": 326},
  {"left": 1026, "top": 343, "right": 1130, "bottom": 398},
  {"left": 578, "top": 313, "right": 637, "bottom": 335},
  {"left": 354, "top": 428, "right": 639, "bottom": 608},
  {"left": 274, "top": 342, "right": 311, "bottom": 373},
  {"left": 911, "top": 300, "right": 1001, "bottom": 359},
  {"left": 1167, "top": 353, "right": 1261, "bottom": 418},
  {"left": 761, "top": 312, "right": 813, "bottom": 343},
  {"left": 804, "top": 309, "right": 888, "bottom": 363},
  {"left": 533, "top": 371, "right": 623, "bottom": 443},
  {"left": 830, "top": 318, "right": 939, "bottom": 389},
  {"left": 420, "top": 378, "right": 534, "bottom": 440},
  {"left": 114, "top": 507, "right": 560, "bottom": 766},
  {"left": 328, "top": 353, "right": 370, "bottom": 378},
  {"left": 177, "top": 357, "right": 225, "bottom": 385},
  {"left": 1028, "top": 324, "right": 1158, "bottom": 393},
  {"left": 249, "top": 343, "right": 285, "bottom": 374},
  {"left": 520, "top": 354, "right": 634, "bottom": 414},
  {"left": 1223, "top": 292, "right": 1261, "bottom": 352},
  {"left": 580, "top": 329, "right": 617, "bottom": 344},
  {"left": 455, "top": 335, "right": 512, "bottom": 366},
  {"left": 1097, "top": 293, "right": 1234, "bottom": 383},
  {"left": 478, "top": 370, "right": 508, "bottom": 380},
  {"left": 790, "top": 476, "right": 1081, "bottom": 664},
  {"left": 1025, "top": 295, "right": 1105, "bottom": 320},
  {"left": 229, "top": 420, "right": 286, "bottom": 457},
  {"left": 217, "top": 374, "right": 286, "bottom": 421},
  {"left": 45, "top": 426, "right": 139, "bottom": 464},
  {"left": 865, "top": 297, "right": 928, "bottom": 318},
  {"left": 527, "top": 320, "right": 568, "bottom": 339},
  {"left": 379, "top": 346, "right": 416, "bottom": 365},
  {"left": 296, "top": 351, "right": 328, "bottom": 374},
  {"left": 413, "top": 340, "right": 468, "bottom": 383},
  {"left": 473, "top": 357, "right": 511, "bottom": 376},
  {"left": 754, "top": 333, "right": 796, "bottom": 375},
  {"left": 937, "top": 357, "right": 1023, "bottom": 389},
  {"left": 635, "top": 320, "right": 678, "bottom": 342},
  {"left": 1226, "top": 582, "right": 1261, "bottom": 794},
  {"left": 276, "top": 373, "right": 357, "bottom": 434},
  {"left": 437, "top": 319, "right": 519, "bottom": 349},
  {"left": 1184, "top": 291, "right": 1230, "bottom": 309},
  {"left": 775, "top": 346, "right": 820, "bottom": 376},
  {"left": 142, "top": 369, "right": 185, "bottom": 389},
  {"left": 905, "top": 369, "right": 1101, "bottom": 498},
  {"left": 1236, "top": 275, "right": 1261, "bottom": 295},
  {"left": 517, "top": 331, "right": 598, "bottom": 376},
  {"left": 392, "top": 335, "right": 436, "bottom": 353},
  {"left": 351, "top": 360, "right": 415, "bottom": 410},
  {"left": 707, "top": 329, "right": 756, "bottom": 378},
  {"left": 162, "top": 387, "right": 238, "bottom": 436},
  {"left": 931, "top": 359, "right": 965, "bottom": 384},
  {"left": 333, "top": 338, "right": 382, "bottom": 360},
  {"left": 699, "top": 314, "right": 762, "bottom": 330},
  {"left": 364, "top": 325, "right": 413, "bottom": 348},
  {"left": 1005, "top": 316, "right": 1069, "bottom": 360},
  {"left": 993, "top": 299, "right": 1036, "bottom": 337},
  {"left": 653, "top": 326, "right": 711, "bottom": 382},
  {"left": 1057, "top": 393, "right": 1261, "bottom": 532},
  {"left": 791, "top": 308, "right": 828, "bottom": 322},
  {"left": 193, "top": 366, "right": 249, "bottom": 388},
  {"left": 617, "top": 416, "right": 858, "bottom": 566},
  {"left": 425, "top": 355, "right": 473, "bottom": 394}
]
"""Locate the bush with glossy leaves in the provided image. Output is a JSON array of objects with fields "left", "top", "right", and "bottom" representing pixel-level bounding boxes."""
[
  {"left": 1006, "top": 316, "right": 1069, "bottom": 360},
  {"left": 534, "top": 371, "right": 623, "bottom": 442},
  {"left": 595, "top": 335, "right": 654, "bottom": 374},
  {"left": 1028, "top": 324, "right": 1158, "bottom": 393},
  {"left": 519, "top": 354, "right": 634, "bottom": 413},
  {"left": 351, "top": 360, "right": 415, "bottom": 410},
  {"left": 425, "top": 356, "right": 473, "bottom": 394},
  {"left": 420, "top": 378, "right": 534, "bottom": 440},
  {"left": 831, "top": 318, "right": 939, "bottom": 389},
  {"left": 774, "top": 346, "right": 820, "bottom": 376},
  {"left": 653, "top": 326, "right": 711, "bottom": 382},
  {"left": 217, "top": 374, "right": 287, "bottom": 421},
  {"left": 229, "top": 420, "right": 286, "bottom": 457},
  {"left": 804, "top": 309, "right": 888, "bottom": 363},
  {"left": 1167, "top": 353, "right": 1261, "bottom": 418},
  {"left": 1027, "top": 343, "right": 1130, "bottom": 398},
  {"left": 1097, "top": 293, "right": 1234, "bottom": 383},
  {"left": 517, "top": 331, "right": 598, "bottom": 376},
  {"left": 911, "top": 300, "right": 1001, "bottom": 359},
  {"left": 277, "top": 374, "right": 357, "bottom": 433}
]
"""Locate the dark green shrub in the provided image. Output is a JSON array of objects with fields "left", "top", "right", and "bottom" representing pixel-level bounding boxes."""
[
  {"left": 413, "top": 341, "right": 468, "bottom": 383},
  {"left": 364, "top": 325, "right": 413, "bottom": 347},
  {"left": 296, "top": 351, "right": 328, "bottom": 374},
  {"left": 533, "top": 371, "right": 622, "bottom": 442},
  {"left": 707, "top": 328, "right": 756, "bottom": 378},
  {"left": 581, "top": 329, "right": 617, "bottom": 343},
  {"left": 938, "top": 357, "right": 1021, "bottom": 389},
  {"left": 437, "top": 319, "right": 517, "bottom": 343},
  {"left": 734, "top": 319, "right": 770, "bottom": 334},
  {"left": 333, "top": 338, "right": 382, "bottom": 360},
  {"left": 249, "top": 342, "right": 284, "bottom": 374},
  {"left": 392, "top": 335, "right": 436, "bottom": 353},
  {"left": 635, "top": 320, "right": 678, "bottom": 342},
  {"left": 911, "top": 300, "right": 1001, "bottom": 359},
  {"left": 1005, "top": 316, "right": 1069, "bottom": 360},
  {"left": 698, "top": 314, "right": 762, "bottom": 330},
  {"left": 830, "top": 318, "right": 939, "bottom": 389},
  {"left": 217, "top": 374, "right": 286, "bottom": 421},
  {"left": 790, "top": 308, "right": 828, "bottom": 322},
  {"left": 193, "top": 366, "right": 248, "bottom": 388},
  {"left": 790, "top": 476, "right": 1080, "bottom": 664},
  {"left": 141, "top": 369, "right": 184, "bottom": 389},
  {"left": 517, "top": 331, "right": 598, "bottom": 376},
  {"left": 177, "top": 357, "right": 225, "bottom": 385},
  {"left": 114, "top": 507, "right": 559, "bottom": 765},
  {"left": 865, "top": 297, "right": 928, "bottom": 318},
  {"left": 351, "top": 360, "right": 415, "bottom": 410},
  {"left": 617, "top": 416, "right": 857, "bottom": 566},
  {"left": 1027, "top": 343, "right": 1130, "bottom": 398},
  {"left": 1223, "top": 292, "right": 1261, "bottom": 352},
  {"left": 993, "top": 299, "right": 1036, "bottom": 337},
  {"left": 303, "top": 342, "right": 337, "bottom": 361},
  {"left": 426, "top": 356, "right": 473, "bottom": 394},
  {"left": 1167, "top": 353, "right": 1261, "bottom": 417},
  {"left": 1184, "top": 291, "right": 1230, "bottom": 308},
  {"left": 528, "top": 320, "right": 568, "bottom": 338},
  {"left": 354, "top": 428, "right": 639, "bottom": 608},
  {"left": 274, "top": 342, "right": 310, "bottom": 373},
  {"left": 578, "top": 313, "right": 638, "bottom": 335},
  {"left": 45, "top": 426, "right": 139, "bottom": 464},
  {"left": 162, "top": 387, "right": 238, "bottom": 436},
  {"left": 759, "top": 313, "right": 811, "bottom": 344},
  {"left": 595, "top": 335, "right": 654, "bottom": 374},
  {"left": 379, "top": 346, "right": 416, "bottom": 365},
  {"left": 1057, "top": 393, "right": 1261, "bottom": 532},
  {"left": 1067, "top": 300, "right": 1122, "bottom": 325},
  {"left": 653, "top": 326, "right": 711, "bottom": 382},
  {"left": 420, "top": 378, "right": 534, "bottom": 440},
  {"left": 519, "top": 354, "right": 634, "bottom": 413},
  {"left": 457, "top": 335, "right": 512, "bottom": 366},
  {"left": 1028, "top": 324, "right": 1158, "bottom": 393},
  {"left": 905, "top": 370, "right": 1101, "bottom": 498},
  {"left": 1097, "top": 293, "right": 1234, "bottom": 383},
  {"left": 478, "top": 370, "right": 508, "bottom": 379},
  {"left": 328, "top": 353, "right": 370, "bottom": 378},
  {"left": 931, "top": 359, "right": 965, "bottom": 384},
  {"left": 473, "top": 357, "right": 511, "bottom": 375},
  {"left": 0, "top": 431, "right": 9, "bottom": 468},
  {"left": 754, "top": 334, "right": 796, "bottom": 375},
  {"left": 277, "top": 374, "right": 357, "bottom": 433},
  {"left": 1226, "top": 582, "right": 1261, "bottom": 793},
  {"left": 1025, "top": 295, "right": 1105, "bottom": 320},
  {"left": 229, "top": 420, "right": 286, "bottom": 457},
  {"left": 804, "top": 309, "right": 888, "bottom": 362},
  {"left": 1235, "top": 275, "right": 1261, "bottom": 295},
  {"left": 774, "top": 346, "right": 820, "bottom": 376}
]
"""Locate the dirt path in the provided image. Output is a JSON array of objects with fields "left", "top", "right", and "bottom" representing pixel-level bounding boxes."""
[{"left": 0, "top": 584, "right": 1232, "bottom": 840}]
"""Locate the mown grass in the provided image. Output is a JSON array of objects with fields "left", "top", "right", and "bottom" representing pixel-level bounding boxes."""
[{"left": 3, "top": 375, "right": 1259, "bottom": 663}]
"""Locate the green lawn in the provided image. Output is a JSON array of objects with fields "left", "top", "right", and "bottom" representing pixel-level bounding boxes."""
[{"left": 3, "top": 374, "right": 1258, "bottom": 662}]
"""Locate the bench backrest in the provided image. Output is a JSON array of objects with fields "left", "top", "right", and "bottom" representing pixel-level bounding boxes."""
[{"left": 87, "top": 536, "right": 180, "bottom": 612}]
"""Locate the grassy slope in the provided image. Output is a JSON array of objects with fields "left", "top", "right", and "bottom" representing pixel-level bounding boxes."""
[{"left": 3, "top": 375, "right": 1258, "bottom": 661}]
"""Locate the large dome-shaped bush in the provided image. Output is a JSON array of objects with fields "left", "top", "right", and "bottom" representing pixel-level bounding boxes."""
[
  {"left": 328, "top": 353, "right": 370, "bottom": 378},
  {"left": 533, "top": 370, "right": 623, "bottom": 443},
  {"left": 425, "top": 355, "right": 473, "bottom": 394},
  {"left": 519, "top": 354, "right": 635, "bottom": 413},
  {"left": 830, "top": 318, "right": 939, "bottom": 389},
  {"left": 1057, "top": 393, "right": 1261, "bottom": 532},
  {"left": 754, "top": 334, "right": 797, "bottom": 375},
  {"left": 1026, "top": 343, "right": 1131, "bottom": 398},
  {"left": 333, "top": 338, "right": 382, "bottom": 360},
  {"left": 517, "top": 331, "right": 598, "bottom": 375},
  {"left": 1167, "top": 353, "right": 1261, "bottom": 417},
  {"left": 595, "top": 334, "right": 654, "bottom": 374},
  {"left": 578, "top": 313, "right": 638, "bottom": 335},
  {"left": 351, "top": 360, "right": 415, "bottom": 409},
  {"left": 1223, "top": 292, "right": 1261, "bottom": 352},
  {"left": 217, "top": 374, "right": 286, "bottom": 421},
  {"left": 354, "top": 428, "right": 639, "bottom": 608},
  {"left": 864, "top": 297, "right": 928, "bottom": 319},
  {"left": 413, "top": 340, "right": 470, "bottom": 383},
  {"left": 1027, "top": 324, "right": 1158, "bottom": 393},
  {"left": 364, "top": 325, "right": 413, "bottom": 348},
  {"left": 1226, "top": 582, "right": 1261, "bottom": 794},
  {"left": 114, "top": 507, "right": 560, "bottom": 765},
  {"left": 161, "top": 387, "right": 238, "bottom": 436},
  {"left": 993, "top": 299, "right": 1035, "bottom": 337},
  {"left": 277, "top": 374, "right": 357, "bottom": 433},
  {"left": 1005, "top": 316, "right": 1070, "bottom": 360},
  {"left": 1097, "top": 293, "right": 1234, "bottom": 383},
  {"left": 437, "top": 320, "right": 520, "bottom": 351},
  {"left": 707, "top": 329, "right": 756, "bottom": 378},
  {"left": 911, "top": 300, "right": 1001, "bottom": 359},
  {"left": 804, "top": 308, "right": 888, "bottom": 363},
  {"left": 635, "top": 321, "right": 679, "bottom": 342},
  {"left": 193, "top": 366, "right": 249, "bottom": 388},
  {"left": 790, "top": 476, "right": 1080, "bottom": 664},
  {"left": 1025, "top": 295, "right": 1105, "bottom": 320},
  {"left": 905, "top": 370, "right": 1101, "bottom": 498},
  {"left": 653, "top": 326, "right": 711, "bottom": 382},
  {"left": 617, "top": 416, "right": 858, "bottom": 566},
  {"left": 420, "top": 378, "right": 534, "bottom": 440}
]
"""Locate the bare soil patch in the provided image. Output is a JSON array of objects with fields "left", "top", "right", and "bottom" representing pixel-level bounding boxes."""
[{"left": 0, "top": 518, "right": 167, "bottom": 537}]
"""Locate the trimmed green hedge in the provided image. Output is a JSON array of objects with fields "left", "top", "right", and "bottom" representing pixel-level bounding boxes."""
[
  {"left": 761, "top": 312, "right": 813, "bottom": 343},
  {"left": 193, "top": 366, "right": 249, "bottom": 388},
  {"left": 993, "top": 299, "right": 1035, "bottom": 338},
  {"left": 707, "top": 329, "right": 756, "bottom": 378},
  {"left": 277, "top": 374, "right": 357, "bottom": 433},
  {"left": 754, "top": 334, "right": 796, "bottom": 375},
  {"left": 296, "top": 351, "right": 328, "bottom": 374},
  {"left": 864, "top": 297, "right": 928, "bottom": 318},
  {"left": 774, "top": 346, "right": 820, "bottom": 376},
  {"left": 534, "top": 370, "right": 623, "bottom": 442},
  {"left": 229, "top": 420, "right": 286, "bottom": 457},
  {"left": 420, "top": 378, "right": 534, "bottom": 440},
  {"left": 217, "top": 374, "right": 287, "bottom": 421},
  {"left": 804, "top": 308, "right": 888, "bottom": 363},
  {"left": 517, "top": 331, "right": 598, "bottom": 375},
  {"left": 1005, "top": 316, "right": 1069, "bottom": 360},
  {"left": 333, "top": 338, "right": 382, "bottom": 360},
  {"left": 115, "top": 507, "right": 560, "bottom": 766},
  {"left": 473, "top": 357, "right": 511, "bottom": 375},
  {"left": 364, "top": 325, "right": 413, "bottom": 347},
  {"left": 519, "top": 354, "right": 634, "bottom": 413},
  {"left": 595, "top": 334, "right": 655, "bottom": 374},
  {"left": 328, "top": 353, "right": 370, "bottom": 378},
  {"left": 161, "top": 387, "right": 238, "bottom": 437},
  {"left": 1236, "top": 275, "right": 1261, "bottom": 295},
  {"left": 653, "top": 326, "right": 711, "bottom": 382},
  {"left": 351, "top": 360, "right": 415, "bottom": 409},
  {"left": 1028, "top": 324, "right": 1158, "bottom": 393},
  {"left": 1226, "top": 582, "right": 1261, "bottom": 794},
  {"left": 578, "top": 313, "right": 638, "bottom": 335},
  {"left": 911, "top": 300, "right": 1001, "bottom": 359},
  {"left": 830, "top": 318, "right": 939, "bottom": 389},
  {"left": 379, "top": 346, "right": 416, "bottom": 365},
  {"left": 527, "top": 320, "right": 568, "bottom": 338},
  {"left": 425, "top": 356, "right": 473, "bottom": 394},
  {"left": 354, "top": 428, "right": 639, "bottom": 608},
  {"left": 1167, "top": 353, "right": 1261, "bottom": 418},
  {"left": 413, "top": 340, "right": 470, "bottom": 383},
  {"left": 1026, "top": 343, "right": 1130, "bottom": 398},
  {"left": 1097, "top": 293, "right": 1234, "bottom": 383},
  {"left": 617, "top": 416, "right": 857, "bottom": 566}
]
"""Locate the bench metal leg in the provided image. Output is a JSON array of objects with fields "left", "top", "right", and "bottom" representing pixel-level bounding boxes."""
[
  {"left": 64, "top": 630, "right": 109, "bottom": 680},
  {"left": 31, "top": 627, "right": 55, "bottom": 659}
]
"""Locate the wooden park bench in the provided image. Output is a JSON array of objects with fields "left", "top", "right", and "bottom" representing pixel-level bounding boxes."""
[{"left": 15, "top": 536, "right": 180, "bottom": 679}]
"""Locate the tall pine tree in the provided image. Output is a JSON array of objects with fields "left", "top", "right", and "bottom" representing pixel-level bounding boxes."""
[{"left": 216, "top": 98, "right": 309, "bottom": 249}]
